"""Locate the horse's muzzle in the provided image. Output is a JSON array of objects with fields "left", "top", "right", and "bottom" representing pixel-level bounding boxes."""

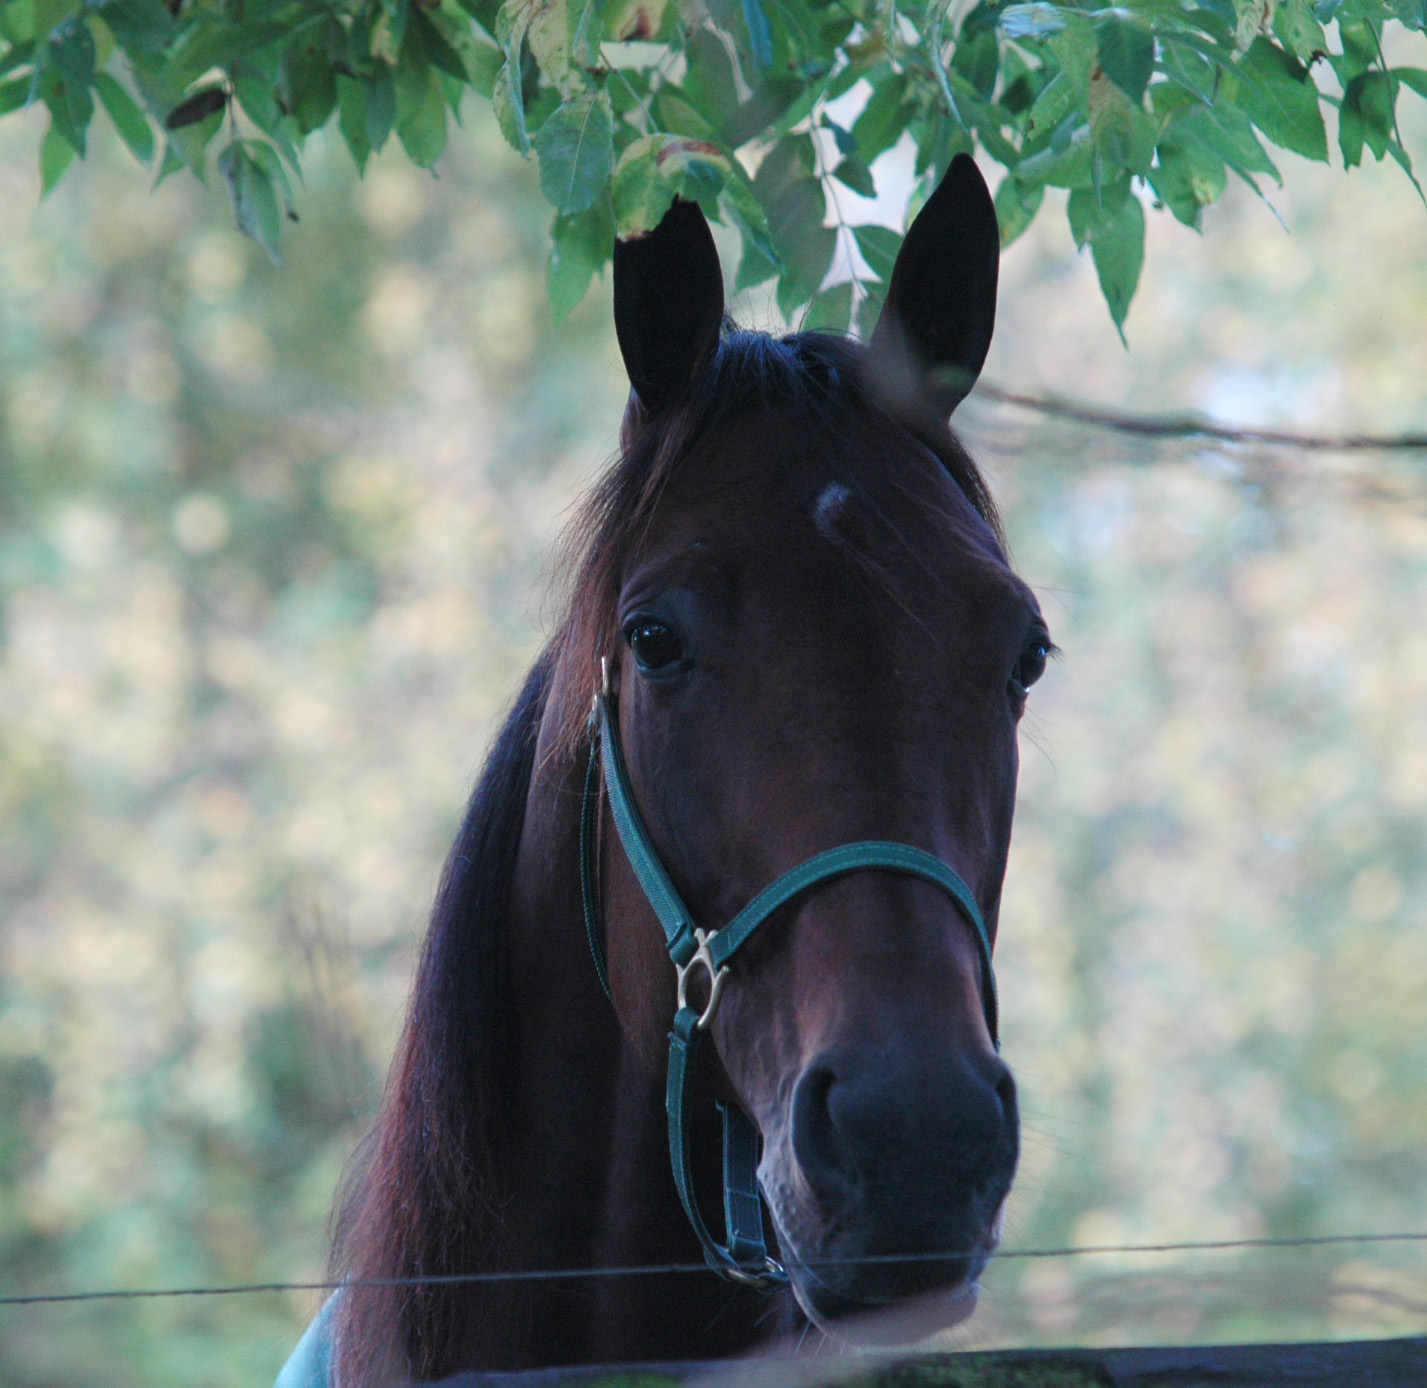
[{"left": 764, "top": 1041, "right": 1019, "bottom": 1338}]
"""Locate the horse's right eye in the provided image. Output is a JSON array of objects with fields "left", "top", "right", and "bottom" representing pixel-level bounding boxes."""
[{"left": 627, "top": 620, "right": 685, "bottom": 673}]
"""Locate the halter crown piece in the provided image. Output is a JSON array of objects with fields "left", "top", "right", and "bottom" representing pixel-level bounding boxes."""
[{"left": 579, "top": 658, "right": 1000, "bottom": 1289}]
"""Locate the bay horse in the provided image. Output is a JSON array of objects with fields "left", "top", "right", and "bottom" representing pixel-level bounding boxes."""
[{"left": 304, "top": 153, "right": 1051, "bottom": 1383}]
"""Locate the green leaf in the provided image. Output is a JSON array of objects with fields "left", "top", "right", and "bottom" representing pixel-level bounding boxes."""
[
  {"left": 832, "top": 154, "right": 874, "bottom": 197},
  {"left": 1089, "top": 191, "right": 1144, "bottom": 342},
  {"left": 394, "top": 40, "right": 447, "bottom": 166},
  {"left": 742, "top": 0, "right": 773, "bottom": 70},
  {"left": 803, "top": 281, "right": 852, "bottom": 333},
  {"left": 39, "top": 120, "right": 75, "bottom": 195},
  {"left": 50, "top": 14, "right": 95, "bottom": 85},
  {"left": 492, "top": 54, "right": 529, "bottom": 152},
  {"left": 852, "top": 223, "right": 899, "bottom": 282},
  {"left": 175, "top": 18, "right": 292, "bottom": 75},
  {"left": 533, "top": 89, "right": 613, "bottom": 215},
  {"left": 767, "top": 180, "right": 833, "bottom": 316},
  {"left": 218, "top": 140, "right": 282, "bottom": 262},
  {"left": 337, "top": 72, "right": 371, "bottom": 173},
  {"left": 851, "top": 70, "right": 907, "bottom": 163},
  {"left": 1273, "top": 0, "right": 1328, "bottom": 64},
  {"left": 611, "top": 133, "right": 675, "bottom": 235},
  {"left": 0, "top": 38, "right": 35, "bottom": 81},
  {"left": 1331, "top": 19, "right": 1377, "bottom": 87},
  {"left": 1397, "top": 68, "right": 1427, "bottom": 100},
  {"left": 681, "top": 27, "right": 740, "bottom": 131},
  {"left": 722, "top": 76, "right": 801, "bottom": 148},
  {"left": 721, "top": 173, "right": 780, "bottom": 284},
  {"left": 246, "top": 139, "right": 296, "bottom": 219},
  {"left": 1025, "top": 69, "right": 1077, "bottom": 139},
  {"left": 1174, "top": 103, "right": 1280, "bottom": 183},
  {"left": 1096, "top": 15, "right": 1154, "bottom": 103},
  {"left": 651, "top": 88, "right": 719, "bottom": 141},
  {"left": 367, "top": 64, "right": 396, "bottom": 152},
  {"left": 411, "top": 7, "right": 469, "bottom": 81},
  {"left": 611, "top": 133, "right": 729, "bottom": 235},
  {"left": 161, "top": 98, "right": 225, "bottom": 176},
  {"left": 1148, "top": 135, "right": 1227, "bottom": 226},
  {"left": 94, "top": 69, "right": 153, "bottom": 164},
  {"left": 1232, "top": 36, "right": 1328, "bottom": 163},
  {"left": 548, "top": 201, "right": 611, "bottom": 320},
  {"left": 279, "top": 27, "right": 337, "bottom": 135},
  {"left": 1088, "top": 70, "right": 1155, "bottom": 175},
  {"left": 461, "top": 37, "right": 505, "bottom": 97},
  {"left": 994, "top": 176, "right": 1044, "bottom": 247},
  {"left": 1339, "top": 70, "right": 1395, "bottom": 167},
  {"left": 0, "top": 74, "right": 31, "bottom": 116},
  {"left": 844, "top": 222, "right": 890, "bottom": 286},
  {"left": 952, "top": 6, "right": 1000, "bottom": 99},
  {"left": 1015, "top": 121, "right": 1093, "bottom": 187},
  {"left": 38, "top": 35, "right": 96, "bottom": 155},
  {"left": 371, "top": 0, "right": 409, "bottom": 65},
  {"left": 1068, "top": 175, "right": 1131, "bottom": 247},
  {"left": 94, "top": 0, "right": 174, "bottom": 55}
]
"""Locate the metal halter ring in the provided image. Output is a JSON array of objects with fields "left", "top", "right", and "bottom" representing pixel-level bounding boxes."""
[
  {"left": 725, "top": 1255, "right": 787, "bottom": 1289},
  {"left": 677, "top": 928, "right": 730, "bottom": 1030}
]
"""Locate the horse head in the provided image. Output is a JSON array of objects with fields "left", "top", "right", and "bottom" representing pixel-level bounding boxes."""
[
  {"left": 323, "top": 156, "right": 1051, "bottom": 1383},
  {"left": 590, "top": 154, "right": 1047, "bottom": 1340}
]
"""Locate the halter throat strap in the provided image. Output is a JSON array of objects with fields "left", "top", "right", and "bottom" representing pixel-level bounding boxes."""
[{"left": 579, "top": 688, "right": 999, "bottom": 1286}]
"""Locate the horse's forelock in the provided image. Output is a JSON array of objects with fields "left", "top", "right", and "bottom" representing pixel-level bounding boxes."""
[{"left": 545, "top": 327, "right": 1001, "bottom": 758}]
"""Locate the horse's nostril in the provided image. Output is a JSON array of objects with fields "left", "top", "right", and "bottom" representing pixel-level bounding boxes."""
[
  {"left": 790, "top": 1047, "right": 1019, "bottom": 1217},
  {"left": 993, "top": 1063, "right": 1017, "bottom": 1115},
  {"left": 790, "top": 1062, "right": 843, "bottom": 1201}
]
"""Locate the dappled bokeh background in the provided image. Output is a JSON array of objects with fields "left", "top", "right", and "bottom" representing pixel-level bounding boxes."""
[{"left": 1, "top": 87, "right": 1424, "bottom": 1385}]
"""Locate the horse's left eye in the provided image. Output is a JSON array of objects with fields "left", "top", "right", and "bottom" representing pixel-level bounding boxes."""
[
  {"left": 1010, "top": 640, "right": 1050, "bottom": 695},
  {"left": 627, "top": 620, "right": 686, "bottom": 673}
]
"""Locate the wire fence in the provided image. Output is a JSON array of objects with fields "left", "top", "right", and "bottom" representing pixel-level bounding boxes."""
[{"left": 3, "top": 1231, "right": 1426, "bottom": 1308}]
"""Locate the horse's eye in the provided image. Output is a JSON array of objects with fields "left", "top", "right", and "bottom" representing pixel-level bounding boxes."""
[
  {"left": 627, "top": 620, "right": 685, "bottom": 673},
  {"left": 1011, "top": 640, "right": 1050, "bottom": 694}
]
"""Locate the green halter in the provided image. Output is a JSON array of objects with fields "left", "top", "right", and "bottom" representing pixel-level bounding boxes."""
[{"left": 579, "top": 675, "right": 999, "bottom": 1288}]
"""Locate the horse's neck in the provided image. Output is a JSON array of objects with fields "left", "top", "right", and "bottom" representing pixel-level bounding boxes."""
[{"left": 495, "top": 735, "right": 798, "bottom": 1364}]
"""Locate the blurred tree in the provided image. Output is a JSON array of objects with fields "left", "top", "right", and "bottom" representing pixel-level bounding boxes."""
[
  {"left": 0, "top": 102, "right": 626, "bottom": 1384},
  {"left": 1, "top": 0, "right": 1426, "bottom": 335},
  {"left": 1, "top": 57, "right": 1425, "bottom": 1387}
]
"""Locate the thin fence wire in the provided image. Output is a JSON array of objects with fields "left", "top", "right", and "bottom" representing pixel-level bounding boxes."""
[{"left": 3, "top": 1231, "right": 1425, "bottom": 1308}]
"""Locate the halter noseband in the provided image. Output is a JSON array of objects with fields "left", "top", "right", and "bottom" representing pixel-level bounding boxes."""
[{"left": 579, "top": 663, "right": 999, "bottom": 1288}]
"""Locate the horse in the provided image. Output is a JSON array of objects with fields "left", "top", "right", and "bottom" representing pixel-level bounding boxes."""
[{"left": 308, "top": 152, "right": 1051, "bottom": 1383}]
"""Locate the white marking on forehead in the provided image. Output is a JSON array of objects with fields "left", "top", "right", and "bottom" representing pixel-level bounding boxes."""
[{"left": 812, "top": 482, "right": 852, "bottom": 543}]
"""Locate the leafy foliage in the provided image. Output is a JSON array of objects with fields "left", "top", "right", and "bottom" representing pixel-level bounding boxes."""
[{"left": 3, "top": 0, "right": 1426, "bottom": 329}]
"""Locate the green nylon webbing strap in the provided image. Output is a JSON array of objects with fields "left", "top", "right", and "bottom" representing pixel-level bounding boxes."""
[
  {"left": 718, "top": 1100, "right": 769, "bottom": 1266},
  {"left": 711, "top": 841, "right": 998, "bottom": 1047},
  {"left": 579, "top": 727, "right": 613, "bottom": 1005},
  {"left": 597, "top": 698, "right": 699, "bottom": 967},
  {"left": 667, "top": 1007, "right": 782, "bottom": 1282},
  {"left": 584, "top": 690, "right": 999, "bottom": 1287}
]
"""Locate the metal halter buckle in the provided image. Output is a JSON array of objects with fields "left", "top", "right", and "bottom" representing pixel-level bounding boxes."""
[
  {"left": 677, "top": 928, "right": 730, "bottom": 1030},
  {"left": 725, "top": 1255, "right": 787, "bottom": 1288}
]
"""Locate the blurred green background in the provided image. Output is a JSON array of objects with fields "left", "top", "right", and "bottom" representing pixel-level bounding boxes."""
[{"left": 0, "top": 87, "right": 1425, "bottom": 1385}]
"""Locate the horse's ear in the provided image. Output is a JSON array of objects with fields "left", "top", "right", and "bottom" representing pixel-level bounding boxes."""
[
  {"left": 870, "top": 153, "right": 999, "bottom": 417},
  {"left": 613, "top": 198, "right": 725, "bottom": 416}
]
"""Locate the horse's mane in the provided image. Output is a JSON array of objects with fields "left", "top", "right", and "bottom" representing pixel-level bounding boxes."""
[
  {"left": 329, "top": 654, "right": 548, "bottom": 1385},
  {"left": 326, "top": 323, "right": 999, "bottom": 1383}
]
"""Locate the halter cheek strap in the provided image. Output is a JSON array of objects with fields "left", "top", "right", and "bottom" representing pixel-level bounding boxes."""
[{"left": 579, "top": 686, "right": 999, "bottom": 1288}]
